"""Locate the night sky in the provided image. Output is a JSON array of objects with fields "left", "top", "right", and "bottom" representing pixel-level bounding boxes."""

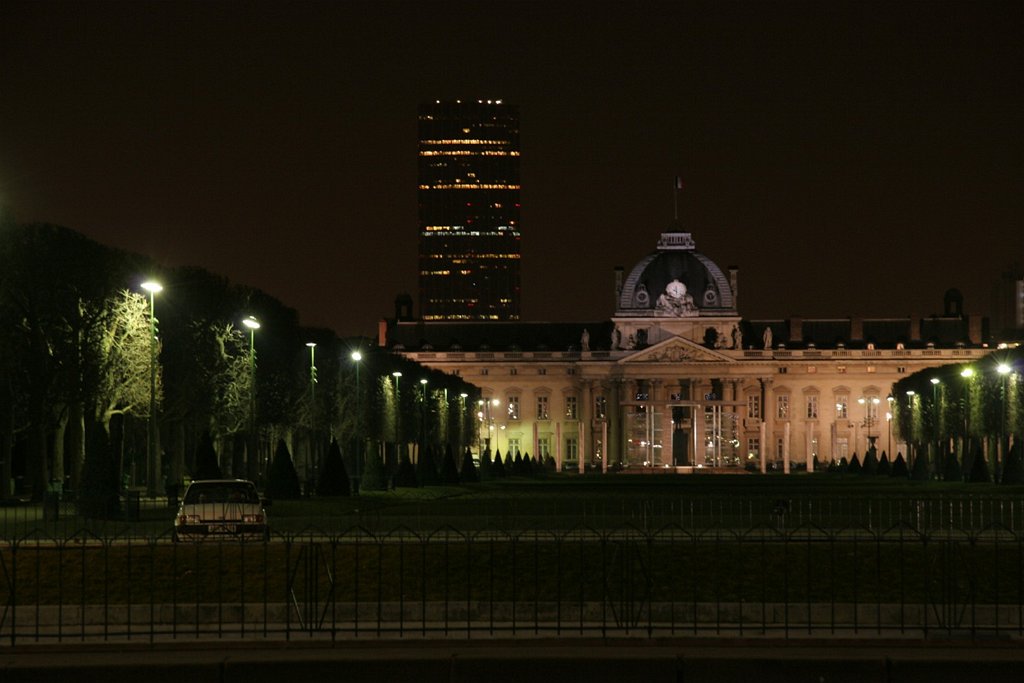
[{"left": 2, "top": 1, "right": 1020, "bottom": 338}]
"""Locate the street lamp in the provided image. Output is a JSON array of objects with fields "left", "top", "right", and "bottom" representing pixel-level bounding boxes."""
[
  {"left": 419, "top": 378, "right": 429, "bottom": 460},
  {"left": 997, "top": 363, "right": 1012, "bottom": 475},
  {"left": 141, "top": 281, "right": 162, "bottom": 496},
  {"left": 886, "top": 394, "right": 894, "bottom": 458},
  {"left": 306, "top": 342, "right": 317, "bottom": 491},
  {"left": 243, "top": 316, "right": 260, "bottom": 482},
  {"left": 392, "top": 371, "right": 402, "bottom": 444},
  {"left": 351, "top": 350, "right": 363, "bottom": 489},
  {"left": 857, "top": 395, "right": 881, "bottom": 451}
]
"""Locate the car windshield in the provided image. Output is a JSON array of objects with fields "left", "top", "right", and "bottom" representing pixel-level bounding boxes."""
[{"left": 183, "top": 483, "right": 260, "bottom": 505}]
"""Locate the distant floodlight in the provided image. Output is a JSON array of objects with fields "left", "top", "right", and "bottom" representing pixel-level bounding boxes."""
[
  {"left": 351, "top": 351, "right": 362, "bottom": 362},
  {"left": 960, "top": 367, "right": 974, "bottom": 378},
  {"left": 997, "top": 363, "right": 1011, "bottom": 375}
]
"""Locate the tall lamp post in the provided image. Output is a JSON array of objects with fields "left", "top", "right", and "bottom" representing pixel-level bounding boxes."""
[
  {"left": 930, "top": 377, "right": 941, "bottom": 472},
  {"left": 351, "top": 350, "right": 363, "bottom": 490},
  {"left": 419, "top": 378, "right": 429, "bottom": 462},
  {"left": 886, "top": 394, "right": 894, "bottom": 458},
  {"left": 306, "top": 342, "right": 317, "bottom": 491},
  {"left": 392, "top": 371, "right": 402, "bottom": 447},
  {"left": 858, "top": 396, "right": 881, "bottom": 452},
  {"left": 141, "top": 281, "right": 162, "bottom": 497},
  {"left": 243, "top": 316, "right": 260, "bottom": 482},
  {"left": 997, "top": 363, "right": 1012, "bottom": 477}
]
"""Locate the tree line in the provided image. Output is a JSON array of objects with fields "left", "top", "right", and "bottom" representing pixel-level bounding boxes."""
[
  {"left": 892, "top": 350, "right": 1024, "bottom": 483},
  {"left": 0, "top": 217, "right": 478, "bottom": 511}
]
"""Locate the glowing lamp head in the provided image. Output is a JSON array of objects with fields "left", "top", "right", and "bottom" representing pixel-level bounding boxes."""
[
  {"left": 242, "top": 316, "right": 260, "bottom": 330},
  {"left": 141, "top": 281, "right": 162, "bottom": 294},
  {"left": 351, "top": 351, "right": 362, "bottom": 362}
]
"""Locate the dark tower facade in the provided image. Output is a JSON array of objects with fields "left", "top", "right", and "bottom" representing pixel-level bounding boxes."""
[{"left": 418, "top": 100, "right": 521, "bottom": 321}]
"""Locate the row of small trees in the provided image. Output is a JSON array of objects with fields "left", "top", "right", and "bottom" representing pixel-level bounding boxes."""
[
  {"left": 891, "top": 350, "right": 1023, "bottom": 485},
  {"left": 0, "top": 218, "right": 478, "bottom": 510},
  {"left": 819, "top": 442, "right": 1024, "bottom": 484}
]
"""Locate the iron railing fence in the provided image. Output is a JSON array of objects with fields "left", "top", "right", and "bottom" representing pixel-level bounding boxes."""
[
  {"left": 3, "top": 492, "right": 1023, "bottom": 539},
  {"left": 1, "top": 525, "right": 1021, "bottom": 645}
]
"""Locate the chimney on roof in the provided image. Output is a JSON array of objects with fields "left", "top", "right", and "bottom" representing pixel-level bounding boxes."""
[
  {"left": 850, "top": 317, "right": 864, "bottom": 341},
  {"left": 789, "top": 317, "right": 802, "bottom": 344},
  {"left": 968, "top": 314, "right": 984, "bottom": 345},
  {"left": 909, "top": 315, "right": 921, "bottom": 342},
  {"left": 614, "top": 266, "right": 624, "bottom": 306}
]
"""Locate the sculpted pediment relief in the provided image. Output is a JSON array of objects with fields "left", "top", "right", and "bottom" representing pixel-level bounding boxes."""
[{"left": 621, "top": 337, "right": 734, "bottom": 364}]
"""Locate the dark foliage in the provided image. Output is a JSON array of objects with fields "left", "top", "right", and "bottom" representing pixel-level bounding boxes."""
[
  {"left": 860, "top": 447, "right": 878, "bottom": 475},
  {"left": 910, "top": 449, "right": 930, "bottom": 480},
  {"left": 876, "top": 451, "right": 891, "bottom": 476},
  {"left": 78, "top": 421, "right": 122, "bottom": 519},
  {"left": 192, "top": 432, "right": 222, "bottom": 480},
  {"left": 943, "top": 447, "right": 962, "bottom": 482},
  {"left": 359, "top": 440, "right": 389, "bottom": 492},
  {"left": 266, "top": 439, "right": 301, "bottom": 500},
  {"left": 522, "top": 452, "right": 535, "bottom": 477},
  {"left": 460, "top": 448, "right": 479, "bottom": 483},
  {"left": 846, "top": 453, "right": 862, "bottom": 475},
  {"left": 968, "top": 442, "right": 990, "bottom": 483},
  {"left": 440, "top": 444, "right": 460, "bottom": 484},
  {"left": 317, "top": 438, "right": 350, "bottom": 496},
  {"left": 416, "top": 446, "right": 441, "bottom": 486},
  {"left": 478, "top": 447, "right": 492, "bottom": 480},
  {"left": 491, "top": 449, "right": 506, "bottom": 478},
  {"left": 1001, "top": 440, "right": 1023, "bottom": 484},
  {"left": 512, "top": 451, "right": 526, "bottom": 476},
  {"left": 890, "top": 452, "right": 909, "bottom": 478},
  {"left": 393, "top": 444, "right": 418, "bottom": 488}
]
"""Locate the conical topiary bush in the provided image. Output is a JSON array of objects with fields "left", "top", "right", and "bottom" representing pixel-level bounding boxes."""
[
  {"left": 266, "top": 439, "right": 301, "bottom": 500},
  {"left": 317, "top": 438, "right": 351, "bottom": 496},
  {"left": 1001, "top": 441, "right": 1023, "bottom": 484},
  {"left": 968, "top": 442, "right": 990, "bottom": 483},
  {"left": 890, "top": 452, "right": 909, "bottom": 478},
  {"left": 459, "top": 448, "right": 479, "bottom": 483},
  {"left": 440, "top": 444, "right": 460, "bottom": 484}
]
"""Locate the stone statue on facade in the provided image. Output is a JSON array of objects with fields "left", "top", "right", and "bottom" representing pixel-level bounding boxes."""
[
  {"left": 580, "top": 328, "right": 590, "bottom": 352},
  {"left": 763, "top": 326, "right": 773, "bottom": 350}
]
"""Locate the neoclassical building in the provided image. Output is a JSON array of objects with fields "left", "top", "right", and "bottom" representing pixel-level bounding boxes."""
[{"left": 381, "top": 228, "right": 990, "bottom": 473}]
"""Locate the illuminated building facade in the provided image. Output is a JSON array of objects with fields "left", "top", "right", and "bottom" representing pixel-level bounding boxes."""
[
  {"left": 418, "top": 100, "right": 521, "bottom": 321},
  {"left": 385, "top": 227, "right": 992, "bottom": 474}
]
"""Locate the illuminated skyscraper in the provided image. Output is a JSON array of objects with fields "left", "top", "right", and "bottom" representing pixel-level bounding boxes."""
[{"left": 418, "top": 100, "right": 520, "bottom": 321}]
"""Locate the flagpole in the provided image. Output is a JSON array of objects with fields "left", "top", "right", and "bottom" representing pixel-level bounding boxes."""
[{"left": 673, "top": 176, "right": 682, "bottom": 223}]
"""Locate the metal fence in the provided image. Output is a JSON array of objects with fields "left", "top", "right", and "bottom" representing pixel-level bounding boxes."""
[{"left": 2, "top": 525, "right": 1021, "bottom": 644}]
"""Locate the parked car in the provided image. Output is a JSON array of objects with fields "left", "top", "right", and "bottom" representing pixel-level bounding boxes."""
[{"left": 173, "top": 479, "right": 269, "bottom": 542}]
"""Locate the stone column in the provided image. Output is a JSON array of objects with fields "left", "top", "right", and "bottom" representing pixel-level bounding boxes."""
[
  {"left": 762, "top": 378, "right": 775, "bottom": 471},
  {"left": 579, "top": 381, "right": 592, "bottom": 474},
  {"left": 783, "top": 420, "right": 791, "bottom": 474},
  {"left": 692, "top": 378, "right": 707, "bottom": 467},
  {"left": 806, "top": 423, "right": 814, "bottom": 472}
]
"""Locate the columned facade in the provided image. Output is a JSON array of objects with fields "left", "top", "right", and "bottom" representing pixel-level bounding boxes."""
[{"left": 384, "top": 229, "right": 990, "bottom": 472}]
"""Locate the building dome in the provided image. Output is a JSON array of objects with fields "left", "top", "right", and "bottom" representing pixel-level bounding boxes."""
[{"left": 616, "top": 231, "right": 736, "bottom": 317}]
